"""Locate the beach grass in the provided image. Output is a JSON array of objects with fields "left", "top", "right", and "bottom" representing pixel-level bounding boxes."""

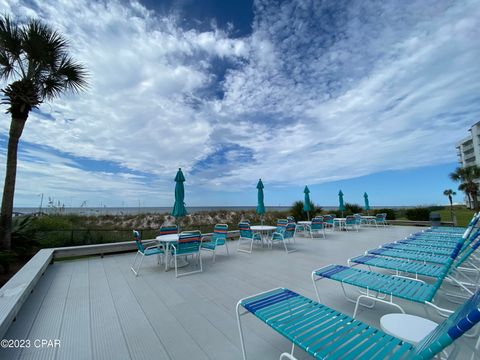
[{"left": 437, "top": 206, "right": 475, "bottom": 227}]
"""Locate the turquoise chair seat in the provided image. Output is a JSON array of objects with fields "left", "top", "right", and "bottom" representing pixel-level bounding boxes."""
[
  {"left": 144, "top": 247, "right": 164, "bottom": 256},
  {"left": 315, "top": 264, "right": 437, "bottom": 304},
  {"left": 368, "top": 248, "right": 450, "bottom": 264},
  {"left": 350, "top": 255, "right": 445, "bottom": 278},
  {"left": 201, "top": 224, "right": 229, "bottom": 262}
]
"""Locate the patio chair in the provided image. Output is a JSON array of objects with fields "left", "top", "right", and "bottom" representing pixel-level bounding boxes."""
[
  {"left": 130, "top": 230, "right": 164, "bottom": 277},
  {"left": 323, "top": 215, "right": 334, "bottom": 230},
  {"left": 159, "top": 225, "right": 178, "bottom": 236},
  {"left": 312, "top": 236, "right": 471, "bottom": 318},
  {"left": 171, "top": 230, "right": 203, "bottom": 278},
  {"left": 277, "top": 219, "right": 288, "bottom": 226},
  {"left": 271, "top": 223, "right": 296, "bottom": 253},
  {"left": 309, "top": 217, "right": 325, "bottom": 238},
  {"left": 237, "top": 222, "right": 262, "bottom": 254},
  {"left": 353, "top": 213, "right": 364, "bottom": 226},
  {"left": 236, "top": 287, "right": 480, "bottom": 360},
  {"left": 373, "top": 213, "right": 387, "bottom": 227},
  {"left": 201, "top": 224, "right": 229, "bottom": 262},
  {"left": 345, "top": 215, "right": 358, "bottom": 231}
]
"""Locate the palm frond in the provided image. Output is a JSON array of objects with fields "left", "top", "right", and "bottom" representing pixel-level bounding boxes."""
[
  {"left": 41, "top": 55, "right": 87, "bottom": 99},
  {"left": 1, "top": 15, "right": 88, "bottom": 105},
  {"left": 56, "top": 55, "right": 88, "bottom": 92},
  {"left": 0, "top": 15, "right": 23, "bottom": 79}
]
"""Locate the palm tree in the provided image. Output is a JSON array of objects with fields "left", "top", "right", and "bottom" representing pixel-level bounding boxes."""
[
  {"left": 0, "top": 16, "right": 87, "bottom": 249},
  {"left": 449, "top": 166, "right": 480, "bottom": 210},
  {"left": 443, "top": 189, "right": 456, "bottom": 223}
]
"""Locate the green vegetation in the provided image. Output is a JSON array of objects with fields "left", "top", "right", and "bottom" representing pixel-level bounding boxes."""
[
  {"left": 449, "top": 166, "right": 480, "bottom": 210},
  {"left": 405, "top": 207, "right": 431, "bottom": 221},
  {"left": 373, "top": 208, "right": 396, "bottom": 220},
  {"left": 437, "top": 206, "right": 475, "bottom": 227},
  {"left": 289, "top": 201, "right": 322, "bottom": 221}
]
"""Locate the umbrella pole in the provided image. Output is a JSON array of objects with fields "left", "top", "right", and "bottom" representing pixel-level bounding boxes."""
[{"left": 307, "top": 211, "right": 310, "bottom": 221}]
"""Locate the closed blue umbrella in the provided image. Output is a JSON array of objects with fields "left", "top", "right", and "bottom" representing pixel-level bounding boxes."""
[
  {"left": 364, "top": 192, "right": 370, "bottom": 215},
  {"left": 304, "top": 186, "right": 312, "bottom": 220},
  {"left": 256, "top": 179, "right": 266, "bottom": 224},
  {"left": 338, "top": 190, "right": 345, "bottom": 217},
  {"left": 172, "top": 168, "right": 187, "bottom": 218}
]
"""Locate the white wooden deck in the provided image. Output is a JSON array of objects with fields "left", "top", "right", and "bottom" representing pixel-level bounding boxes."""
[{"left": 0, "top": 226, "right": 477, "bottom": 359}]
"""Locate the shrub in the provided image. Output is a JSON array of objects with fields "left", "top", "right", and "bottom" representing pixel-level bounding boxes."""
[
  {"left": 289, "top": 201, "right": 322, "bottom": 221},
  {"left": 373, "top": 208, "right": 396, "bottom": 220},
  {"left": 345, "top": 203, "right": 363, "bottom": 215},
  {"left": 405, "top": 207, "right": 430, "bottom": 221}
]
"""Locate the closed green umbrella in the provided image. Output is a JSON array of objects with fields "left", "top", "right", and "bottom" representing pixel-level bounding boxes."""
[
  {"left": 256, "top": 179, "right": 266, "bottom": 224},
  {"left": 364, "top": 192, "right": 370, "bottom": 215},
  {"left": 172, "top": 168, "right": 187, "bottom": 219},
  {"left": 304, "top": 186, "right": 312, "bottom": 220},
  {"left": 338, "top": 190, "right": 345, "bottom": 217}
]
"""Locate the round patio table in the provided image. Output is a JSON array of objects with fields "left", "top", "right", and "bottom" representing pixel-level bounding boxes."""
[
  {"left": 380, "top": 313, "right": 437, "bottom": 345},
  {"left": 333, "top": 218, "right": 346, "bottom": 231},
  {"left": 156, "top": 234, "right": 188, "bottom": 271},
  {"left": 361, "top": 215, "right": 376, "bottom": 226},
  {"left": 250, "top": 225, "right": 277, "bottom": 246},
  {"left": 296, "top": 221, "right": 312, "bottom": 236}
]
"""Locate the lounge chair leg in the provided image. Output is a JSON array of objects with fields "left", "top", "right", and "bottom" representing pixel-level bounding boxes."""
[
  {"left": 353, "top": 294, "right": 405, "bottom": 319},
  {"left": 225, "top": 242, "right": 230, "bottom": 256},
  {"left": 280, "top": 353, "right": 297, "bottom": 360},
  {"left": 311, "top": 272, "right": 322, "bottom": 302},
  {"left": 290, "top": 343, "right": 295, "bottom": 355},
  {"left": 236, "top": 301, "right": 248, "bottom": 360}
]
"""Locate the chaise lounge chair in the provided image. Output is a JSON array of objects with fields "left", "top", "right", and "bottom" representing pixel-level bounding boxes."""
[{"left": 236, "top": 287, "right": 480, "bottom": 360}]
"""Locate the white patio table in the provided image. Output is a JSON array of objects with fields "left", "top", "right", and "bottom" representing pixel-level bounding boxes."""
[
  {"left": 296, "top": 221, "right": 312, "bottom": 236},
  {"left": 250, "top": 225, "right": 277, "bottom": 246},
  {"left": 155, "top": 234, "right": 188, "bottom": 271},
  {"left": 333, "top": 218, "right": 346, "bottom": 231},
  {"left": 361, "top": 215, "right": 376, "bottom": 226}
]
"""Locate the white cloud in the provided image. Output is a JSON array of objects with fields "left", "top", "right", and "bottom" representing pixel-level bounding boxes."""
[{"left": 1, "top": 0, "right": 479, "bottom": 205}]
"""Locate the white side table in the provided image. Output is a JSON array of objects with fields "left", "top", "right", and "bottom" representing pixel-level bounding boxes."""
[{"left": 380, "top": 313, "right": 437, "bottom": 345}]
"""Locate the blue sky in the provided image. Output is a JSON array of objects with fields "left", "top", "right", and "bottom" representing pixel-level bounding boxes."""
[{"left": 1, "top": 0, "right": 479, "bottom": 208}]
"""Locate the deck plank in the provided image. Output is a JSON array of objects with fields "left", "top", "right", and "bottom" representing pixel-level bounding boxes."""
[
  {"left": 18, "top": 261, "right": 73, "bottom": 360},
  {"left": 88, "top": 258, "right": 131, "bottom": 360},
  {"left": 102, "top": 257, "right": 171, "bottom": 360},
  {"left": 56, "top": 260, "right": 92, "bottom": 360}
]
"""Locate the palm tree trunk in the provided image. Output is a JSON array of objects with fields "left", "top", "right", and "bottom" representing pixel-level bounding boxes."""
[
  {"left": 467, "top": 192, "right": 473, "bottom": 209},
  {"left": 449, "top": 197, "right": 454, "bottom": 223},
  {"left": 473, "top": 191, "right": 479, "bottom": 211},
  {"left": 0, "top": 116, "right": 27, "bottom": 250}
]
